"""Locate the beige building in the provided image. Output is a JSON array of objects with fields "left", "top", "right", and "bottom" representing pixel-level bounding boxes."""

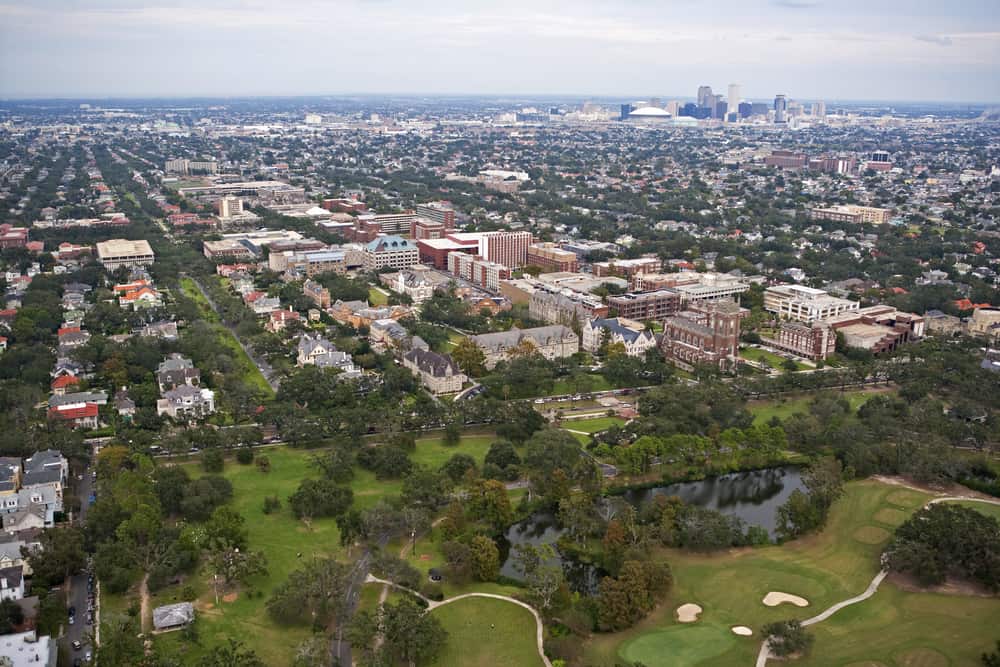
[
  {"left": 96, "top": 239, "right": 155, "bottom": 270},
  {"left": 362, "top": 236, "right": 419, "bottom": 271},
  {"left": 968, "top": 308, "right": 1000, "bottom": 342},
  {"left": 809, "top": 205, "right": 891, "bottom": 225}
]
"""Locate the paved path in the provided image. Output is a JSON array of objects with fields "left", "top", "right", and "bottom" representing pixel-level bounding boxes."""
[
  {"left": 755, "top": 489, "right": 1000, "bottom": 667},
  {"left": 366, "top": 575, "right": 552, "bottom": 667}
]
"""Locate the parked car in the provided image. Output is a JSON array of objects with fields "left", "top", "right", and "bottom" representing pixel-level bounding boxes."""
[{"left": 71, "top": 640, "right": 82, "bottom": 650}]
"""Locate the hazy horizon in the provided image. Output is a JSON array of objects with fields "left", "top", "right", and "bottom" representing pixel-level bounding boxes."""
[{"left": 1, "top": 0, "right": 998, "bottom": 103}]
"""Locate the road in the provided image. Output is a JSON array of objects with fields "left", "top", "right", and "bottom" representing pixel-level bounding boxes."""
[
  {"left": 62, "top": 459, "right": 96, "bottom": 663},
  {"left": 186, "top": 274, "right": 281, "bottom": 392}
]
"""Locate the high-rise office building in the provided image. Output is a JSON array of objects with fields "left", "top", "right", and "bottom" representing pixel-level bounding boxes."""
[
  {"left": 697, "top": 85, "right": 713, "bottom": 109},
  {"left": 811, "top": 101, "right": 826, "bottom": 119},
  {"left": 738, "top": 102, "right": 753, "bottom": 119},
  {"left": 666, "top": 100, "right": 680, "bottom": 117},
  {"left": 620, "top": 104, "right": 634, "bottom": 120},
  {"left": 774, "top": 95, "right": 788, "bottom": 124},
  {"left": 727, "top": 83, "right": 741, "bottom": 120}
]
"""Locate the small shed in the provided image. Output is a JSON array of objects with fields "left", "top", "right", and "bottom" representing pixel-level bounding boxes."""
[{"left": 152, "top": 602, "right": 194, "bottom": 631}]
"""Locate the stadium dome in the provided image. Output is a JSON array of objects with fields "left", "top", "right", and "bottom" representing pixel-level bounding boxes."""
[{"left": 628, "top": 106, "right": 670, "bottom": 117}]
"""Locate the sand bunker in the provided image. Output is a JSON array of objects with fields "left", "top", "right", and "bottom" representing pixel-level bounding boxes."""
[
  {"left": 675, "top": 603, "right": 702, "bottom": 622},
  {"left": 731, "top": 626, "right": 753, "bottom": 636},
  {"left": 762, "top": 592, "right": 809, "bottom": 607}
]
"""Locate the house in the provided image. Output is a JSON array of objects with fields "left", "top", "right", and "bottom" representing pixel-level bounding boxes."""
[
  {"left": 156, "top": 354, "right": 200, "bottom": 392},
  {"left": 114, "top": 389, "right": 136, "bottom": 420},
  {"left": 139, "top": 321, "right": 179, "bottom": 341},
  {"left": 0, "top": 565, "right": 24, "bottom": 601},
  {"left": 369, "top": 319, "right": 409, "bottom": 352},
  {"left": 296, "top": 335, "right": 357, "bottom": 374},
  {"left": 153, "top": 602, "right": 195, "bottom": 632},
  {"left": 470, "top": 325, "right": 580, "bottom": 370},
  {"left": 302, "top": 280, "right": 331, "bottom": 309},
  {"left": 1, "top": 506, "right": 46, "bottom": 533},
  {"left": 49, "top": 374, "right": 80, "bottom": 396},
  {"left": 48, "top": 391, "right": 107, "bottom": 409},
  {"left": 22, "top": 450, "right": 68, "bottom": 487},
  {"left": 266, "top": 309, "right": 300, "bottom": 333},
  {"left": 402, "top": 349, "right": 467, "bottom": 395},
  {"left": 47, "top": 403, "right": 99, "bottom": 430},
  {"left": 581, "top": 318, "right": 657, "bottom": 356},
  {"left": 157, "top": 385, "right": 216, "bottom": 420}
]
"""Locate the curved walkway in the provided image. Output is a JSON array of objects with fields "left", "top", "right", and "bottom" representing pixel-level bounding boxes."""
[
  {"left": 755, "top": 490, "right": 1000, "bottom": 666},
  {"left": 366, "top": 575, "right": 552, "bottom": 667}
]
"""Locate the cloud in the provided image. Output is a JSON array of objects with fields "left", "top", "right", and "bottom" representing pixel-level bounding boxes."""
[
  {"left": 915, "top": 34, "right": 953, "bottom": 46},
  {"left": 772, "top": 0, "right": 819, "bottom": 8}
]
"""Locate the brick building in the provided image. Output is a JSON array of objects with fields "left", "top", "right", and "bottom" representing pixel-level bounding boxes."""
[
  {"left": 525, "top": 243, "right": 579, "bottom": 273},
  {"left": 607, "top": 289, "right": 681, "bottom": 321},
  {"left": 660, "top": 300, "right": 742, "bottom": 371}
]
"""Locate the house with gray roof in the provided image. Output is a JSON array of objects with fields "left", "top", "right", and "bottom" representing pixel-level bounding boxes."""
[
  {"left": 153, "top": 602, "right": 194, "bottom": 632},
  {"left": 156, "top": 354, "right": 201, "bottom": 392},
  {"left": 402, "top": 349, "right": 466, "bottom": 395},
  {"left": 582, "top": 317, "right": 657, "bottom": 357},
  {"left": 296, "top": 335, "right": 358, "bottom": 376},
  {"left": 157, "top": 385, "right": 215, "bottom": 421},
  {"left": 470, "top": 325, "right": 579, "bottom": 369}
]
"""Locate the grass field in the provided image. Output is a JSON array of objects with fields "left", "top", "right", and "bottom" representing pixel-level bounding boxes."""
[
  {"left": 551, "top": 374, "right": 612, "bottom": 396},
  {"left": 368, "top": 286, "right": 389, "bottom": 306},
  {"left": 562, "top": 416, "right": 625, "bottom": 434},
  {"left": 582, "top": 479, "right": 1000, "bottom": 667},
  {"left": 153, "top": 433, "right": 501, "bottom": 664},
  {"left": 429, "top": 597, "right": 545, "bottom": 667},
  {"left": 179, "top": 277, "right": 274, "bottom": 397},
  {"left": 741, "top": 347, "right": 808, "bottom": 371},
  {"left": 951, "top": 499, "right": 1000, "bottom": 522},
  {"left": 749, "top": 388, "right": 887, "bottom": 424}
]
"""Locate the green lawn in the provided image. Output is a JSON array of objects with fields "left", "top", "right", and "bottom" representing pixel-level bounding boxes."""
[
  {"left": 551, "top": 374, "right": 612, "bottom": 396},
  {"left": 368, "top": 286, "right": 389, "bottom": 305},
  {"left": 562, "top": 416, "right": 625, "bottom": 434},
  {"left": 749, "top": 388, "right": 888, "bottom": 424},
  {"left": 155, "top": 433, "right": 498, "bottom": 664},
  {"left": 179, "top": 277, "right": 274, "bottom": 397},
  {"left": 740, "top": 347, "right": 808, "bottom": 371},
  {"left": 950, "top": 499, "right": 1000, "bottom": 522},
  {"left": 583, "top": 479, "right": 1000, "bottom": 666},
  {"left": 429, "top": 597, "right": 545, "bottom": 667}
]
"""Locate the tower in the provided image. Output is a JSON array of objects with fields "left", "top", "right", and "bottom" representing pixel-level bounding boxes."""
[
  {"left": 727, "top": 83, "right": 741, "bottom": 121},
  {"left": 697, "top": 85, "right": 713, "bottom": 109},
  {"left": 774, "top": 95, "right": 787, "bottom": 124}
]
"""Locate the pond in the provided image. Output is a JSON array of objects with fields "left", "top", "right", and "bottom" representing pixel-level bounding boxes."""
[{"left": 500, "top": 465, "right": 804, "bottom": 592}]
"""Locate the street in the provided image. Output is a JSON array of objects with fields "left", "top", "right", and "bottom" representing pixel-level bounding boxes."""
[{"left": 61, "top": 456, "right": 97, "bottom": 663}]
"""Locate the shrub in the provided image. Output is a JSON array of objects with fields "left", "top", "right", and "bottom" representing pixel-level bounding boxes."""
[
  {"left": 236, "top": 447, "right": 254, "bottom": 465},
  {"left": 201, "top": 449, "right": 224, "bottom": 473}
]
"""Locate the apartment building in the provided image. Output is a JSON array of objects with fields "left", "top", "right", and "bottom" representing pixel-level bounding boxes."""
[
  {"left": 447, "top": 252, "right": 511, "bottom": 292},
  {"left": 607, "top": 289, "right": 681, "bottom": 321},
  {"left": 526, "top": 243, "right": 579, "bottom": 273},
  {"left": 809, "top": 205, "right": 891, "bottom": 225}
]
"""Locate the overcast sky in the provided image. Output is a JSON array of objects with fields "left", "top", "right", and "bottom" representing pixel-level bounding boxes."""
[{"left": 1, "top": 0, "right": 998, "bottom": 102}]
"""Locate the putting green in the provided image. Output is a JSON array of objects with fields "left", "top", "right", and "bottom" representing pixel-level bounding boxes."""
[{"left": 619, "top": 624, "right": 737, "bottom": 666}]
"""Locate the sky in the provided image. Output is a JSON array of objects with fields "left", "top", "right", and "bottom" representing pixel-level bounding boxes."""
[{"left": 1, "top": 0, "right": 998, "bottom": 102}]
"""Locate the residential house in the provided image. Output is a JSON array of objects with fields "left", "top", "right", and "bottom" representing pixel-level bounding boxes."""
[
  {"left": 266, "top": 310, "right": 300, "bottom": 333},
  {"left": 157, "top": 385, "right": 216, "bottom": 420},
  {"left": 0, "top": 566, "right": 24, "bottom": 600},
  {"left": 139, "top": 321, "right": 179, "bottom": 341},
  {"left": 296, "top": 335, "right": 357, "bottom": 374},
  {"left": 581, "top": 318, "right": 657, "bottom": 356},
  {"left": 402, "top": 349, "right": 467, "bottom": 395},
  {"left": 302, "top": 280, "right": 331, "bottom": 309},
  {"left": 156, "top": 354, "right": 200, "bottom": 392},
  {"left": 47, "top": 403, "right": 99, "bottom": 430},
  {"left": 114, "top": 389, "right": 136, "bottom": 420}
]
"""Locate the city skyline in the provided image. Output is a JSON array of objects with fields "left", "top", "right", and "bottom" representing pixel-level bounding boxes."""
[{"left": 1, "top": 0, "right": 998, "bottom": 102}]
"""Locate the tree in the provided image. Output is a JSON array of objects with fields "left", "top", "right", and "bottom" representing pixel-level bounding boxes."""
[
  {"left": 23, "top": 526, "right": 86, "bottom": 588},
  {"left": 440, "top": 453, "right": 477, "bottom": 483},
  {"left": 351, "top": 596, "right": 448, "bottom": 666},
  {"left": 288, "top": 479, "right": 353, "bottom": 521},
  {"left": 292, "top": 637, "right": 330, "bottom": 667},
  {"left": 196, "top": 639, "right": 267, "bottom": 667},
  {"left": 400, "top": 466, "right": 448, "bottom": 510},
  {"left": 311, "top": 447, "right": 354, "bottom": 483},
  {"left": 0, "top": 598, "right": 24, "bottom": 633},
  {"left": 983, "top": 641, "right": 1000, "bottom": 667},
  {"left": 443, "top": 421, "right": 462, "bottom": 446},
  {"left": 513, "top": 544, "right": 564, "bottom": 613},
  {"left": 468, "top": 479, "right": 513, "bottom": 532},
  {"left": 205, "top": 506, "right": 249, "bottom": 551},
  {"left": 469, "top": 535, "right": 501, "bottom": 582},
  {"left": 596, "top": 560, "right": 672, "bottom": 631},
  {"left": 267, "top": 558, "right": 351, "bottom": 627},
  {"left": 202, "top": 449, "right": 224, "bottom": 473},
  {"left": 763, "top": 620, "right": 814, "bottom": 657},
  {"left": 210, "top": 547, "right": 268, "bottom": 586},
  {"left": 451, "top": 337, "right": 487, "bottom": 377}
]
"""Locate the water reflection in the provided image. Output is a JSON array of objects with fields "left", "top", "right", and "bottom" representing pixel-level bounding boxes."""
[{"left": 499, "top": 466, "right": 804, "bottom": 592}]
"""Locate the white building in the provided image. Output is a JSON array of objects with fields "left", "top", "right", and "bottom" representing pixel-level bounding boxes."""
[
  {"left": 764, "top": 285, "right": 860, "bottom": 322},
  {"left": 581, "top": 318, "right": 657, "bottom": 357}
]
